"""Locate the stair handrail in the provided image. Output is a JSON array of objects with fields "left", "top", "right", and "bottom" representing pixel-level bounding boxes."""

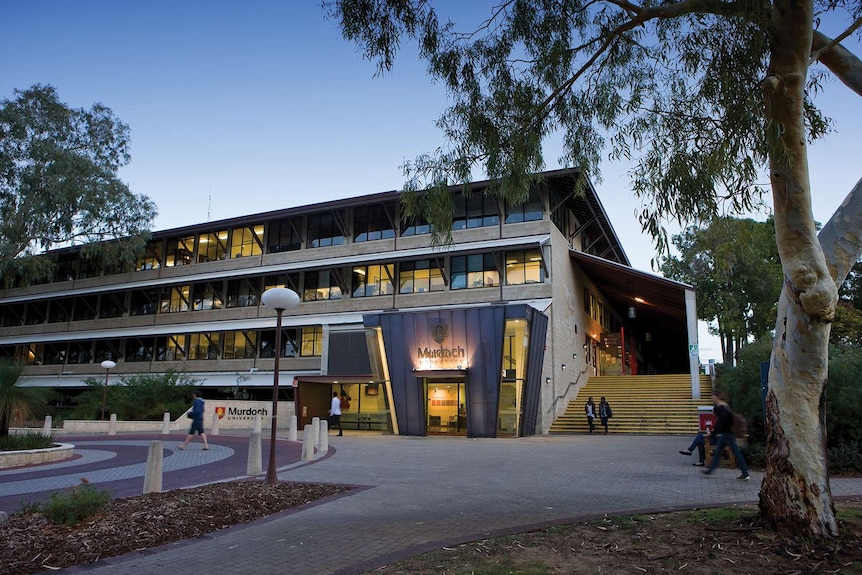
[{"left": 547, "top": 365, "right": 590, "bottom": 415}]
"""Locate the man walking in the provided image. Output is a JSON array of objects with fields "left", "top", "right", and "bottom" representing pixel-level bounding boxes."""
[
  {"left": 329, "top": 391, "right": 343, "bottom": 436},
  {"left": 702, "top": 391, "right": 749, "bottom": 480}
]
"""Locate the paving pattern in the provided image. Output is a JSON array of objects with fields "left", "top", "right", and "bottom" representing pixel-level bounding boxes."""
[{"left": 2, "top": 432, "right": 860, "bottom": 575}]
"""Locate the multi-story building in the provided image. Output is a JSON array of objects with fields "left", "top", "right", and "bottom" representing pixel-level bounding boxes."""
[{"left": 0, "top": 168, "right": 698, "bottom": 437}]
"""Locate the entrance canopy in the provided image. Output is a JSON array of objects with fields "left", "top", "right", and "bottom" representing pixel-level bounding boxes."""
[{"left": 570, "top": 250, "right": 694, "bottom": 374}]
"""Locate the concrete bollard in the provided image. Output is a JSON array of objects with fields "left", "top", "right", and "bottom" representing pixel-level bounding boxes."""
[
  {"left": 253, "top": 414, "right": 262, "bottom": 434},
  {"left": 288, "top": 414, "right": 297, "bottom": 442},
  {"left": 247, "top": 430, "right": 262, "bottom": 476},
  {"left": 108, "top": 413, "right": 117, "bottom": 436},
  {"left": 42, "top": 415, "right": 53, "bottom": 436},
  {"left": 301, "top": 424, "right": 315, "bottom": 461},
  {"left": 318, "top": 419, "right": 329, "bottom": 453},
  {"left": 162, "top": 412, "right": 171, "bottom": 435},
  {"left": 211, "top": 412, "right": 220, "bottom": 436},
  {"left": 143, "top": 440, "right": 163, "bottom": 494},
  {"left": 310, "top": 417, "right": 320, "bottom": 451}
]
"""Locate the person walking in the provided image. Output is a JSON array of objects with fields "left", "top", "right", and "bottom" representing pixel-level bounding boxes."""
[
  {"left": 329, "top": 391, "right": 343, "bottom": 436},
  {"left": 702, "top": 391, "right": 749, "bottom": 479},
  {"left": 584, "top": 396, "right": 596, "bottom": 433},
  {"left": 178, "top": 390, "right": 209, "bottom": 450},
  {"left": 598, "top": 396, "right": 612, "bottom": 434}
]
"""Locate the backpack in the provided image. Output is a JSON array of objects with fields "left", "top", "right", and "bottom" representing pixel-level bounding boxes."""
[{"left": 731, "top": 412, "right": 748, "bottom": 438}]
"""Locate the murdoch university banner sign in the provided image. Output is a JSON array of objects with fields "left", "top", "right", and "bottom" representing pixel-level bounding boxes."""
[{"left": 205, "top": 400, "right": 294, "bottom": 429}]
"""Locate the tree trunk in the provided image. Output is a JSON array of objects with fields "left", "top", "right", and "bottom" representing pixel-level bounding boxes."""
[{"left": 758, "top": 0, "right": 839, "bottom": 537}]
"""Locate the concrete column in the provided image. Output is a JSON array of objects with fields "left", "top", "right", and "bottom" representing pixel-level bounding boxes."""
[
  {"left": 161, "top": 412, "right": 171, "bottom": 435},
  {"left": 685, "top": 288, "right": 701, "bottom": 399},
  {"left": 247, "top": 431, "right": 262, "bottom": 476},
  {"left": 143, "top": 440, "right": 163, "bottom": 494},
  {"left": 253, "top": 414, "right": 262, "bottom": 433},
  {"left": 301, "top": 424, "right": 315, "bottom": 461},
  {"left": 318, "top": 419, "right": 329, "bottom": 453},
  {"left": 108, "top": 414, "right": 117, "bottom": 436},
  {"left": 42, "top": 415, "right": 52, "bottom": 436},
  {"left": 211, "top": 412, "right": 220, "bottom": 436},
  {"left": 310, "top": 416, "right": 320, "bottom": 451},
  {"left": 288, "top": 415, "right": 298, "bottom": 442}
]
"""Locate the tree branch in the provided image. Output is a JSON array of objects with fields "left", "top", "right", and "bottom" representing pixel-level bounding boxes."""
[
  {"left": 811, "top": 29, "right": 862, "bottom": 97},
  {"left": 819, "top": 176, "right": 862, "bottom": 284}
]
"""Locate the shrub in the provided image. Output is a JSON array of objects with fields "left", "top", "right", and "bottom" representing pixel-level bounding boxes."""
[
  {"left": 40, "top": 479, "right": 111, "bottom": 526},
  {"left": 69, "top": 370, "right": 202, "bottom": 420},
  {"left": 828, "top": 442, "right": 862, "bottom": 474},
  {"left": 0, "top": 432, "right": 54, "bottom": 451}
]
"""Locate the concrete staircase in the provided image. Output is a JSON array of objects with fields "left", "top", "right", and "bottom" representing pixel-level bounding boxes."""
[{"left": 549, "top": 374, "right": 713, "bottom": 435}]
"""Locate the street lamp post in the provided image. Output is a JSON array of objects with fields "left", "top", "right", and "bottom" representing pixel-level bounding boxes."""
[
  {"left": 260, "top": 287, "right": 301, "bottom": 485},
  {"left": 100, "top": 359, "right": 116, "bottom": 421}
]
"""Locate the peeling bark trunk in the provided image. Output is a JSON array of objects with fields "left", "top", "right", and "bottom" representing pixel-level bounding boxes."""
[{"left": 758, "top": 0, "right": 839, "bottom": 537}]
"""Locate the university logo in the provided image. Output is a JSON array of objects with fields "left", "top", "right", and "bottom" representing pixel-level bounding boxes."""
[
  {"left": 215, "top": 406, "right": 226, "bottom": 420},
  {"left": 431, "top": 320, "right": 448, "bottom": 344}
]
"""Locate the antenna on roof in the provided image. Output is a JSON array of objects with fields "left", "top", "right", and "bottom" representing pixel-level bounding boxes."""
[{"left": 207, "top": 188, "right": 212, "bottom": 222}]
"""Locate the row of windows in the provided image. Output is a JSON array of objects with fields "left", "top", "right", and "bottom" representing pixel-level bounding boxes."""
[
  {"left": 583, "top": 288, "right": 619, "bottom": 333},
  {"left": 6, "top": 326, "right": 324, "bottom": 366},
  {"left": 37, "top": 189, "right": 544, "bottom": 284},
  {"left": 0, "top": 250, "right": 545, "bottom": 326}
]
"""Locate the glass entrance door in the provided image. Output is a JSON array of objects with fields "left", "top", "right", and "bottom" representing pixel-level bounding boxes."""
[{"left": 425, "top": 379, "right": 466, "bottom": 435}]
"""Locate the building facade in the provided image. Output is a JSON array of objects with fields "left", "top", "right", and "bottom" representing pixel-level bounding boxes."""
[{"left": 0, "top": 169, "right": 698, "bottom": 437}]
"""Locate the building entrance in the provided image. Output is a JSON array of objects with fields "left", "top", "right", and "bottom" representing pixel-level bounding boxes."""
[{"left": 424, "top": 379, "right": 466, "bottom": 435}]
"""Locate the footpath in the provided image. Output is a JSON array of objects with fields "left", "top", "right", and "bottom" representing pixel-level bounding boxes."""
[{"left": 3, "top": 432, "right": 861, "bottom": 575}]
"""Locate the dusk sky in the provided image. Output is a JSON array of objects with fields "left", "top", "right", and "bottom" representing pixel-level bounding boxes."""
[{"left": 3, "top": 1, "right": 861, "bottom": 361}]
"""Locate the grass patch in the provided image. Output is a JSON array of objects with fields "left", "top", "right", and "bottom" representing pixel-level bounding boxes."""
[{"left": 0, "top": 432, "right": 54, "bottom": 451}]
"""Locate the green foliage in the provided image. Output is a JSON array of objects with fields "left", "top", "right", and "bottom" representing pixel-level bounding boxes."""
[
  {"left": 69, "top": 370, "right": 202, "bottom": 421},
  {"left": 326, "top": 1, "right": 832, "bottom": 251},
  {"left": 0, "top": 359, "right": 49, "bottom": 438},
  {"left": 40, "top": 479, "right": 111, "bottom": 526},
  {"left": 0, "top": 432, "right": 54, "bottom": 451},
  {"left": 718, "top": 342, "right": 862, "bottom": 459},
  {"left": 0, "top": 84, "right": 157, "bottom": 287},
  {"left": 828, "top": 442, "right": 862, "bottom": 474}
]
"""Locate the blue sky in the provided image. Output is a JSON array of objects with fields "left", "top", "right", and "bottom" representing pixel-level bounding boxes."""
[{"left": 2, "top": 1, "right": 860, "bottom": 361}]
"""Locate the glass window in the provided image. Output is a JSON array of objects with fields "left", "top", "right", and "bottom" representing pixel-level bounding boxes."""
[
  {"left": 48, "top": 298, "right": 74, "bottom": 323},
  {"left": 78, "top": 256, "right": 102, "bottom": 279},
  {"left": 126, "top": 337, "right": 154, "bottom": 362},
  {"left": 505, "top": 249, "right": 544, "bottom": 285},
  {"left": 352, "top": 264, "right": 395, "bottom": 297},
  {"left": 267, "top": 217, "right": 303, "bottom": 253},
  {"left": 303, "top": 270, "right": 342, "bottom": 301},
  {"left": 301, "top": 325, "right": 323, "bottom": 357},
  {"left": 130, "top": 288, "right": 159, "bottom": 316},
  {"left": 259, "top": 328, "right": 298, "bottom": 358},
  {"left": 223, "top": 331, "right": 257, "bottom": 359},
  {"left": 354, "top": 205, "right": 395, "bottom": 242},
  {"left": 99, "top": 292, "right": 127, "bottom": 319},
  {"left": 155, "top": 334, "right": 186, "bottom": 361},
  {"left": 226, "top": 277, "right": 261, "bottom": 308},
  {"left": 198, "top": 231, "right": 229, "bottom": 262},
  {"left": 505, "top": 186, "right": 543, "bottom": 223},
  {"left": 165, "top": 236, "right": 196, "bottom": 267},
  {"left": 160, "top": 285, "right": 191, "bottom": 313},
  {"left": 43, "top": 342, "right": 67, "bottom": 365},
  {"left": 24, "top": 301, "right": 47, "bottom": 325},
  {"left": 188, "top": 332, "right": 220, "bottom": 360},
  {"left": 136, "top": 240, "right": 163, "bottom": 271},
  {"left": 307, "top": 213, "right": 345, "bottom": 248},
  {"left": 401, "top": 213, "right": 430, "bottom": 236},
  {"left": 263, "top": 272, "right": 300, "bottom": 293},
  {"left": 1, "top": 303, "right": 25, "bottom": 327},
  {"left": 451, "top": 254, "right": 499, "bottom": 290},
  {"left": 67, "top": 341, "right": 92, "bottom": 364},
  {"left": 399, "top": 260, "right": 445, "bottom": 294},
  {"left": 230, "top": 225, "right": 264, "bottom": 258},
  {"left": 16, "top": 343, "right": 40, "bottom": 365},
  {"left": 72, "top": 295, "right": 98, "bottom": 321},
  {"left": 191, "top": 282, "right": 223, "bottom": 311},
  {"left": 453, "top": 193, "right": 499, "bottom": 230},
  {"left": 94, "top": 340, "right": 123, "bottom": 363},
  {"left": 54, "top": 254, "right": 78, "bottom": 281}
]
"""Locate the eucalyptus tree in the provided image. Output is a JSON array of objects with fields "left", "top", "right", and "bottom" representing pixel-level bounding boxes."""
[
  {"left": 661, "top": 217, "right": 782, "bottom": 365},
  {"left": 326, "top": 0, "right": 862, "bottom": 537},
  {"left": 0, "top": 85, "right": 156, "bottom": 286}
]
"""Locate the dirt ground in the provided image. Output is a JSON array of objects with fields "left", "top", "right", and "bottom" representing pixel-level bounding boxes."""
[
  {"left": 364, "top": 499, "right": 862, "bottom": 575},
  {"left": 2, "top": 481, "right": 861, "bottom": 575}
]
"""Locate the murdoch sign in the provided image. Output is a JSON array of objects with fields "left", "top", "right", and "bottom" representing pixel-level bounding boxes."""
[{"left": 207, "top": 400, "right": 294, "bottom": 429}]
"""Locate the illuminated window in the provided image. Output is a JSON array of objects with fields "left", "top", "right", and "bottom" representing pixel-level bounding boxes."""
[
  {"left": 399, "top": 260, "right": 444, "bottom": 293},
  {"left": 160, "top": 285, "right": 191, "bottom": 313},
  {"left": 136, "top": 240, "right": 163, "bottom": 271},
  {"left": 223, "top": 331, "right": 257, "bottom": 359},
  {"left": 191, "top": 282, "right": 223, "bottom": 311},
  {"left": 352, "top": 264, "right": 394, "bottom": 297},
  {"left": 165, "top": 236, "right": 195, "bottom": 267},
  {"left": 230, "top": 225, "right": 264, "bottom": 258},
  {"left": 156, "top": 334, "right": 186, "bottom": 361},
  {"left": 505, "top": 249, "right": 544, "bottom": 285},
  {"left": 188, "top": 332, "right": 220, "bottom": 360},
  {"left": 301, "top": 325, "right": 323, "bottom": 357},
  {"left": 303, "top": 271, "right": 342, "bottom": 301},
  {"left": 197, "top": 230, "right": 229, "bottom": 262}
]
